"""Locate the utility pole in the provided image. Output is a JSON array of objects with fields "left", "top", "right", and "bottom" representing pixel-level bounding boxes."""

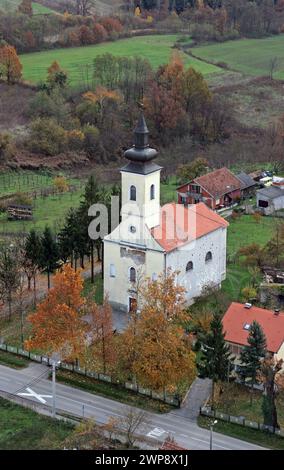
[
  {"left": 209, "top": 420, "right": 218, "bottom": 450},
  {"left": 51, "top": 353, "right": 60, "bottom": 418},
  {"left": 52, "top": 360, "right": 56, "bottom": 418}
]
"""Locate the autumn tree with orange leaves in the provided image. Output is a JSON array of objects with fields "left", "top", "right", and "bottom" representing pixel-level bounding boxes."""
[
  {"left": 119, "top": 270, "right": 195, "bottom": 392},
  {"left": 25, "top": 265, "right": 87, "bottom": 360},
  {"left": 0, "top": 45, "right": 22, "bottom": 84},
  {"left": 84, "top": 295, "right": 116, "bottom": 374}
]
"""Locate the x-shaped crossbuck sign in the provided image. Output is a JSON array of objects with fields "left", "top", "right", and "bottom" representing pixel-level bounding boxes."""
[{"left": 17, "top": 387, "right": 52, "bottom": 404}]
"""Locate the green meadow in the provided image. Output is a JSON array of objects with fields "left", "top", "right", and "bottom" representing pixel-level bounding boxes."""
[
  {"left": 20, "top": 35, "right": 221, "bottom": 85},
  {"left": 0, "top": 1, "right": 56, "bottom": 14},
  {"left": 191, "top": 35, "right": 284, "bottom": 79}
]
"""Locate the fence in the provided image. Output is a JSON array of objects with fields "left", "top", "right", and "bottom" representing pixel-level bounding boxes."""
[
  {"left": 200, "top": 406, "right": 284, "bottom": 437},
  {"left": 0, "top": 343, "right": 180, "bottom": 408}
]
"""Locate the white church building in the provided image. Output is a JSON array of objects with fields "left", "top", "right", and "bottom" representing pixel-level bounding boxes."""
[{"left": 103, "top": 114, "right": 228, "bottom": 313}]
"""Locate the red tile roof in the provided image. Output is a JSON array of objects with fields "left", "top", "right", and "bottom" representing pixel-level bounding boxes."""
[
  {"left": 151, "top": 202, "right": 228, "bottom": 253},
  {"left": 222, "top": 302, "right": 284, "bottom": 353},
  {"left": 194, "top": 167, "right": 241, "bottom": 198},
  {"left": 160, "top": 438, "right": 187, "bottom": 451}
]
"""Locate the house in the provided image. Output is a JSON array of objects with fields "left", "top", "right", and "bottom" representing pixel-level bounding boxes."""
[
  {"left": 256, "top": 177, "right": 284, "bottom": 215},
  {"left": 103, "top": 114, "right": 229, "bottom": 313},
  {"left": 222, "top": 302, "right": 284, "bottom": 361},
  {"left": 177, "top": 167, "right": 241, "bottom": 210},
  {"left": 236, "top": 171, "right": 257, "bottom": 198}
]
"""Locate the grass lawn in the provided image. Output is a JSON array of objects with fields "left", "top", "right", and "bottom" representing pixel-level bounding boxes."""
[
  {"left": 20, "top": 35, "right": 222, "bottom": 85},
  {"left": 56, "top": 369, "right": 173, "bottom": 414},
  {"left": 0, "top": 397, "right": 73, "bottom": 450},
  {"left": 0, "top": 0, "right": 56, "bottom": 14},
  {"left": 0, "top": 171, "right": 56, "bottom": 198},
  {"left": 0, "top": 187, "right": 84, "bottom": 234},
  {"left": 191, "top": 35, "right": 284, "bottom": 79},
  {"left": 0, "top": 312, "right": 33, "bottom": 348},
  {"left": 198, "top": 415, "right": 284, "bottom": 450},
  {"left": 83, "top": 275, "right": 104, "bottom": 305},
  {"left": 214, "top": 382, "right": 284, "bottom": 428},
  {"left": 221, "top": 214, "right": 279, "bottom": 301},
  {"left": 0, "top": 350, "right": 30, "bottom": 369}
]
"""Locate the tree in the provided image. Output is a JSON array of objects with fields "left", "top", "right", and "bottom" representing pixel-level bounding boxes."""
[
  {"left": 85, "top": 296, "right": 116, "bottom": 374},
  {"left": 23, "top": 230, "right": 42, "bottom": 305},
  {"left": 259, "top": 356, "right": 284, "bottom": 429},
  {"left": 18, "top": 0, "right": 33, "bottom": 16},
  {"left": 28, "top": 118, "right": 67, "bottom": 156},
  {"left": 40, "top": 226, "right": 59, "bottom": 289},
  {"left": 119, "top": 270, "right": 196, "bottom": 392},
  {"left": 47, "top": 61, "right": 68, "bottom": 88},
  {"left": 177, "top": 157, "right": 209, "bottom": 183},
  {"left": 0, "top": 244, "right": 21, "bottom": 321},
  {"left": 241, "top": 286, "right": 257, "bottom": 303},
  {"left": 25, "top": 265, "right": 87, "bottom": 360},
  {"left": 239, "top": 321, "right": 267, "bottom": 404},
  {"left": 197, "top": 312, "right": 232, "bottom": 407},
  {"left": 0, "top": 45, "right": 22, "bottom": 84},
  {"left": 238, "top": 243, "right": 266, "bottom": 268},
  {"left": 75, "top": 0, "right": 95, "bottom": 16},
  {"left": 118, "top": 407, "right": 148, "bottom": 448},
  {"left": 268, "top": 56, "right": 279, "bottom": 80},
  {"left": 53, "top": 176, "right": 69, "bottom": 194}
]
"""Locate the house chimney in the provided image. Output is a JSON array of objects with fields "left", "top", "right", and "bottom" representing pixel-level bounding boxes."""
[{"left": 244, "top": 303, "right": 252, "bottom": 309}]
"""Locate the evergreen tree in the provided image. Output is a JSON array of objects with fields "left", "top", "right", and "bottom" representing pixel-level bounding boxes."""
[
  {"left": 40, "top": 227, "right": 59, "bottom": 289},
  {"left": 24, "top": 229, "right": 42, "bottom": 303},
  {"left": 239, "top": 320, "right": 267, "bottom": 403},
  {"left": 197, "top": 312, "right": 232, "bottom": 407}
]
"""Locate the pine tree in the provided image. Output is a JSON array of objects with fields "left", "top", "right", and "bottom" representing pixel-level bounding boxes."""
[
  {"left": 239, "top": 320, "right": 267, "bottom": 404},
  {"left": 197, "top": 312, "right": 231, "bottom": 407},
  {"left": 24, "top": 230, "right": 42, "bottom": 304},
  {"left": 40, "top": 227, "right": 59, "bottom": 289}
]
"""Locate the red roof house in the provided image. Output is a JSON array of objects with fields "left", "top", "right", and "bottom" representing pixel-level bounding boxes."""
[
  {"left": 177, "top": 167, "right": 242, "bottom": 210},
  {"left": 222, "top": 302, "right": 284, "bottom": 358}
]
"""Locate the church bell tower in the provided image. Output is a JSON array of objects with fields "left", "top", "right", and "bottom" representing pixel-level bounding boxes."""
[{"left": 120, "top": 113, "right": 162, "bottom": 231}]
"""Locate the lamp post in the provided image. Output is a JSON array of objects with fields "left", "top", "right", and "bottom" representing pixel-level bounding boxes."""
[
  {"left": 51, "top": 353, "right": 61, "bottom": 418},
  {"left": 209, "top": 420, "right": 218, "bottom": 450}
]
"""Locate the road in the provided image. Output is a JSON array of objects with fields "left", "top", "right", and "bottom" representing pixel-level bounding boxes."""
[{"left": 0, "top": 363, "right": 265, "bottom": 451}]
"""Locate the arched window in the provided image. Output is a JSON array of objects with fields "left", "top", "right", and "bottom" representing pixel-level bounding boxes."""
[
  {"left": 130, "top": 185, "right": 136, "bottom": 201},
  {"left": 205, "top": 251, "right": 212, "bottom": 262},
  {"left": 186, "top": 261, "right": 193, "bottom": 272},
  {"left": 150, "top": 184, "right": 155, "bottom": 200},
  {"left": 129, "top": 267, "right": 136, "bottom": 283}
]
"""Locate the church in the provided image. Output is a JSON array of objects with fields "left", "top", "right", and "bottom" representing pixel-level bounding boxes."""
[{"left": 103, "top": 114, "right": 228, "bottom": 313}]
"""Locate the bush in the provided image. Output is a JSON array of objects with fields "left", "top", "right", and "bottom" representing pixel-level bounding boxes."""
[
  {"left": 28, "top": 118, "right": 67, "bottom": 156},
  {"left": 83, "top": 125, "right": 100, "bottom": 156},
  {"left": 67, "top": 129, "right": 84, "bottom": 151}
]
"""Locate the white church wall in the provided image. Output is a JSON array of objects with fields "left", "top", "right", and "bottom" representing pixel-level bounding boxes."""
[{"left": 166, "top": 227, "right": 227, "bottom": 304}]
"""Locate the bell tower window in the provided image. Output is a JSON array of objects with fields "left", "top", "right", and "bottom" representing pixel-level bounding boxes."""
[
  {"left": 130, "top": 185, "right": 136, "bottom": 201},
  {"left": 150, "top": 184, "right": 155, "bottom": 200}
]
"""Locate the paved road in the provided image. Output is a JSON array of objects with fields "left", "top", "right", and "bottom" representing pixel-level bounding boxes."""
[
  {"left": 0, "top": 363, "right": 265, "bottom": 451},
  {"left": 176, "top": 378, "right": 212, "bottom": 420}
]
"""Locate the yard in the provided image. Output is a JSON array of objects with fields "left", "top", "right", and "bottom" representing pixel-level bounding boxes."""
[
  {"left": 0, "top": 397, "right": 73, "bottom": 450},
  {"left": 221, "top": 214, "right": 279, "bottom": 301},
  {"left": 0, "top": 1, "right": 56, "bottom": 14},
  {"left": 20, "top": 35, "right": 221, "bottom": 85}
]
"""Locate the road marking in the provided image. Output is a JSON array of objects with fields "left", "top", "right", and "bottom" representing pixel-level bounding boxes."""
[
  {"left": 17, "top": 387, "right": 52, "bottom": 404},
  {"left": 147, "top": 427, "right": 167, "bottom": 439}
]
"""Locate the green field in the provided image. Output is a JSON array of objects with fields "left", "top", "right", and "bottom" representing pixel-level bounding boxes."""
[
  {"left": 0, "top": 397, "right": 73, "bottom": 450},
  {"left": 191, "top": 35, "right": 284, "bottom": 79},
  {"left": 20, "top": 35, "right": 222, "bottom": 85},
  {"left": 0, "top": 0, "right": 56, "bottom": 14}
]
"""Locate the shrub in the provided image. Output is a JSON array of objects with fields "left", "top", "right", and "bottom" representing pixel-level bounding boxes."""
[
  {"left": 28, "top": 118, "right": 67, "bottom": 156},
  {"left": 83, "top": 125, "right": 100, "bottom": 156},
  {"left": 67, "top": 129, "right": 85, "bottom": 151}
]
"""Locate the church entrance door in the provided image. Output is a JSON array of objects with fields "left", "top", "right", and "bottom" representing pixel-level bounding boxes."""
[{"left": 129, "top": 297, "right": 137, "bottom": 313}]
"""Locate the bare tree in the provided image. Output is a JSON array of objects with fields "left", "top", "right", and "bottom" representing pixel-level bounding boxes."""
[
  {"left": 118, "top": 407, "right": 148, "bottom": 448},
  {"left": 268, "top": 57, "right": 279, "bottom": 80}
]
